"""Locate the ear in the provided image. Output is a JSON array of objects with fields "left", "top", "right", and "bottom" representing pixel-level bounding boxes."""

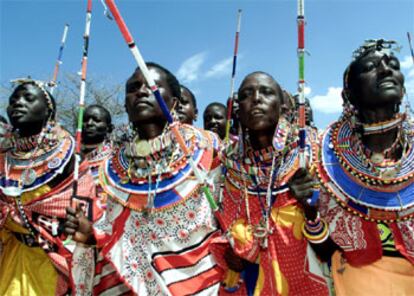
[
  {"left": 108, "top": 124, "right": 114, "bottom": 134},
  {"left": 195, "top": 108, "right": 199, "bottom": 119},
  {"left": 342, "top": 89, "right": 350, "bottom": 102}
]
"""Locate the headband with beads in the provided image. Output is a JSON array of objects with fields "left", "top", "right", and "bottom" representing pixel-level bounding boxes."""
[{"left": 10, "top": 78, "right": 55, "bottom": 118}]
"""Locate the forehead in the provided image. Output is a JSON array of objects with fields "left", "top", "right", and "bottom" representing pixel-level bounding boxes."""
[
  {"left": 85, "top": 106, "right": 108, "bottom": 118},
  {"left": 127, "top": 67, "right": 166, "bottom": 85},
  {"left": 205, "top": 105, "right": 225, "bottom": 115},
  {"left": 180, "top": 88, "right": 192, "bottom": 100},
  {"left": 13, "top": 83, "right": 42, "bottom": 95},
  {"left": 240, "top": 73, "right": 277, "bottom": 89}
]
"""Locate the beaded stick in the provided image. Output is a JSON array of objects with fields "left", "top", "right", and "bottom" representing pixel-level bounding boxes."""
[
  {"left": 64, "top": 0, "right": 92, "bottom": 246},
  {"left": 104, "top": 0, "right": 224, "bottom": 227},
  {"left": 225, "top": 9, "right": 242, "bottom": 144},
  {"left": 49, "top": 24, "right": 69, "bottom": 95},
  {"left": 297, "top": 0, "right": 307, "bottom": 168},
  {"left": 73, "top": 0, "right": 92, "bottom": 197}
]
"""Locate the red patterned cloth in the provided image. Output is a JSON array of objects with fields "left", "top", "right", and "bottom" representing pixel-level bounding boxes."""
[{"left": 318, "top": 190, "right": 414, "bottom": 266}]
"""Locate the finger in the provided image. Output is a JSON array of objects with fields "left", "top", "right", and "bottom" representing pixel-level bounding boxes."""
[
  {"left": 66, "top": 207, "right": 77, "bottom": 215},
  {"left": 64, "top": 221, "right": 79, "bottom": 229},
  {"left": 293, "top": 183, "right": 316, "bottom": 193},
  {"left": 64, "top": 228, "right": 76, "bottom": 235}
]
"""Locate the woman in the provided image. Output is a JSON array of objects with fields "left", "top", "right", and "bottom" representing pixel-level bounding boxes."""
[
  {"left": 312, "top": 39, "right": 414, "bottom": 295},
  {"left": 0, "top": 79, "right": 99, "bottom": 295},
  {"left": 81, "top": 104, "right": 114, "bottom": 209},
  {"left": 67, "top": 63, "right": 223, "bottom": 295},
  {"left": 213, "top": 71, "right": 329, "bottom": 295}
]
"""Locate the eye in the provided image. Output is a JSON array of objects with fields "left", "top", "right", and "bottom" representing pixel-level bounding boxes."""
[
  {"left": 362, "top": 61, "right": 376, "bottom": 72},
  {"left": 388, "top": 59, "right": 400, "bottom": 70},
  {"left": 25, "top": 94, "right": 36, "bottom": 102},
  {"left": 261, "top": 87, "right": 275, "bottom": 95},
  {"left": 239, "top": 89, "right": 253, "bottom": 101}
]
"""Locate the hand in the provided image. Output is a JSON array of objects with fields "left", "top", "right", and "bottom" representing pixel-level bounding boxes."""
[
  {"left": 224, "top": 248, "right": 245, "bottom": 272},
  {"left": 288, "top": 168, "right": 318, "bottom": 220},
  {"left": 64, "top": 204, "right": 95, "bottom": 245}
]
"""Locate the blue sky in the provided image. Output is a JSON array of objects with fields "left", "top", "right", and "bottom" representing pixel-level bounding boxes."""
[{"left": 1, "top": 0, "right": 413, "bottom": 129}]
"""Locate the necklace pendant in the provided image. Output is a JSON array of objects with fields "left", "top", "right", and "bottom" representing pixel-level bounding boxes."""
[
  {"left": 120, "top": 176, "right": 130, "bottom": 184},
  {"left": 135, "top": 140, "right": 152, "bottom": 157},
  {"left": 381, "top": 167, "right": 398, "bottom": 180},
  {"left": 370, "top": 152, "right": 384, "bottom": 165},
  {"left": 2, "top": 186, "right": 22, "bottom": 197},
  {"left": 21, "top": 169, "right": 37, "bottom": 186}
]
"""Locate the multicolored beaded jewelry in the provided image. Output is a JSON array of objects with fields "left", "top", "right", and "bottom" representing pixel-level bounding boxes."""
[
  {"left": 100, "top": 124, "right": 215, "bottom": 212},
  {"left": 318, "top": 116, "right": 414, "bottom": 223},
  {"left": 223, "top": 117, "right": 301, "bottom": 248}
]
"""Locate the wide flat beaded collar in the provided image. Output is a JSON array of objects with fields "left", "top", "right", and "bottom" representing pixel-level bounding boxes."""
[
  {"left": 223, "top": 141, "right": 300, "bottom": 195},
  {"left": 84, "top": 142, "right": 113, "bottom": 168},
  {"left": 318, "top": 122, "right": 414, "bottom": 222},
  {"left": 100, "top": 126, "right": 214, "bottom": 211},
  {"left": 0, "top": 127, "right": 74, "bottom": 194}
]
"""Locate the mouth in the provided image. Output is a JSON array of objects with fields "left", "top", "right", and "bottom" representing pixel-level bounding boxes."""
[
  {"left": 10, "top": 109, "right": 26, "bottom": 117},
  {"left": 134, "top": 99, "right": 152, "bottom": 108},
  {"left": 250, "top": 108, "right": 264, "bottom": 116},
  {"left": 378, "top": 79, "right": 398, "bottom": 89}
]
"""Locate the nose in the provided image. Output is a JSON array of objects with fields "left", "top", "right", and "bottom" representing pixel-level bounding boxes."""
[
  {"left": 137, "top": 83, "right": 151, "bottom": 96},
  {"left": 252, "top": 89, "right": 261, "bottom": 103},
  {"left": 86, "top": 118, "right": 94, "bottom": 126},
  {"left": 378, "top": 58, "right": 392, "bottom": 76}
]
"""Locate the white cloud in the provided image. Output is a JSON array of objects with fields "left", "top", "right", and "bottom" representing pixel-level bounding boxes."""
[
  {"left": 176, "top": 52, "right": 207, "bottom": 83},
  {"left": 402, "top": 58, "right": 414, "bottom": 99},
  {"left": 205, "top": 57, "right": 233, "bottom": 79},
  {"left": 400, "top": 55, "right": 413, "bottom": 70},
  {"left": 304, "top": 86, "right": 311, "bottom": 96},
  {"left": 310, "top": 87, "right": 343, "bottom": 114}
]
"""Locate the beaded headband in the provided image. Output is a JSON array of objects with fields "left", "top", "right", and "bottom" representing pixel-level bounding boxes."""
[
  {"left": 10, "top": 78, "right": 55, "bottom": 119},
  {"left": 352, "top": 39, "right": 400, "bottom": 61}
]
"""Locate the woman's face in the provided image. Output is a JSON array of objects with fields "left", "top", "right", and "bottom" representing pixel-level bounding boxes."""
[
  {"left": 125, "top": 66, "right": 175, "bottom": 124},
  {"left": 348, "top": 51, "right": 405, "bottom": 110},
  {"left": 238, "top": 73, "right": 282, "bottom": 132},
  {"left": 82, "top": 106, "right": 111, "bottom": 144},
  {"left": 7, "top": 83, "right": 50, "bottom": 129}
]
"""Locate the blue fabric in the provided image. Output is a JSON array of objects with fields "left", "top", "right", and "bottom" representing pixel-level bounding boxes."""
[{"left": 242, "top": 262, "right": 259, "bottom": 296}]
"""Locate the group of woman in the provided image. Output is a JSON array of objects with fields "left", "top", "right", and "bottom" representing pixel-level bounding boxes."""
[{"left": 0, "top": 38, "right": 413, "bottom": 295}]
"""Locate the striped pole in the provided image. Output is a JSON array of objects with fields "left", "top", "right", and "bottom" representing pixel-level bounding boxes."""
[
  {"left": 49, "top": 24, "right": 69, "bottom": 95},
  {"left": 408, "top": 32, "right": 414, "bottom": 66},
  {"left": 104, "top": 0, "right": 223, "bottom": 224},
  {"left": 74, "top": 0, "right": 92, "bottom": 196},
  {"left": 225, "top": 9, "right": 242, "bottom": 143},
  {"left": 297, "top": 0, "right": 307, "bottom": 168}
]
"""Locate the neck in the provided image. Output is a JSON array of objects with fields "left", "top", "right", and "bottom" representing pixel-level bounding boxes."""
[
  {"left": 82, "top": 140, "right": 104, "bottom": 155},
  {"left": 133, "top": 121, "right": 166, "bottom": 140},
  {"left": 357, "top": 108, "right": 400, "bottom": 153},
  {"left": 361, "top": 128, "right": 399, "bottom": 153},
  {"left": 248, "top": 128, "right": 274, "bottom": 151},
  {"left": 358, "top": 106, "right": 397, "bottom": 124},
  {"left": 16, "top": 122, "right": 43, "bottom": 138}
]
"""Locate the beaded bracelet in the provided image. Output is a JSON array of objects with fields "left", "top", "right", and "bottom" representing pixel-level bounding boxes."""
[{"left": 302, "top": 219, "right": 330, "bottom": 244}]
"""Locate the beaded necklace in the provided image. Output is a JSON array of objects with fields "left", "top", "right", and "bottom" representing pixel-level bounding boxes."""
[
  {"left": 318, "top": 116, "right": 414, "bottom": 222},
  {"left": 223, "top": 118, "right": 299, "bottom": 248},
  {"left": 101, "top": 124, "right": 214, "bottom": 212},
  {"left": 361, "top": 113, "right": 404, "bottom": 135},
  {"left": 331, "top": 117, "right": 414, "bottom": 186}
]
